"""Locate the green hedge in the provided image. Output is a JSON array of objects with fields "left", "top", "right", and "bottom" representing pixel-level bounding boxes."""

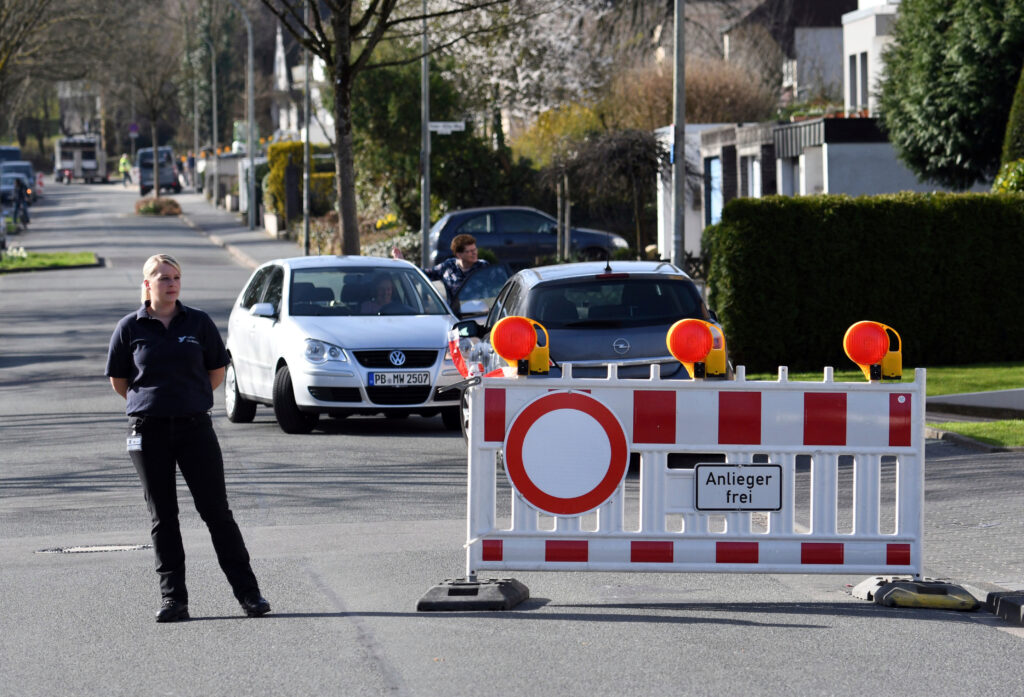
[
  {"left": 703, "top": 193, "right": 1024, "bottom": 372},
  {"left": 264, "top": 142, "right": 335, "bottom": 219}
]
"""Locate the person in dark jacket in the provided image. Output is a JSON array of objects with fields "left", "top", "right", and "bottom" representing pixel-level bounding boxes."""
[
  {"left": 105, "top": 253, "right": 270, "bottom": 623},
  {"left": 13, "top": 176, "right": 29, "bottom": 225}
]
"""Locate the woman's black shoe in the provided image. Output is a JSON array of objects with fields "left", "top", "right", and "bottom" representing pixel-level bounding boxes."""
[
  {"left": 240, "top": 593, "right": 271, "bottom": 617},
  {"left": 156, "top": 599, "right": 190, "bottom": 623}
]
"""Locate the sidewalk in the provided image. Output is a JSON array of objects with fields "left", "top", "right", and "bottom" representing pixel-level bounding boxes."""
[{"left": 177, "top": 191, "right": 300, "bottom": 269}]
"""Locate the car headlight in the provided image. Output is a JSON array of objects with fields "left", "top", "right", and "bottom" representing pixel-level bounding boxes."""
[
  {"left": 304, "top": 338, "right": 348, "bottom": 364},
  {"left": 612, "top": 235, "right": 629, "bottom": 249}
]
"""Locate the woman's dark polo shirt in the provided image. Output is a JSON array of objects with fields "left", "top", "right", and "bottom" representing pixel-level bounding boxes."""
[{"left": 105, "top": 301, "right": 228, "bottom": 417}]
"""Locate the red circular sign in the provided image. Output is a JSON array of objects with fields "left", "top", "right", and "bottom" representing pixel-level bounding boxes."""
[{"left": 503, "top": 392, "right": 629, "bottom": 516}]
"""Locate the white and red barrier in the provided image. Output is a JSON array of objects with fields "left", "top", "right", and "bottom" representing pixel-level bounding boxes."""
[{"left": 464, "top": 364, "right": 925, "bottom": 579}]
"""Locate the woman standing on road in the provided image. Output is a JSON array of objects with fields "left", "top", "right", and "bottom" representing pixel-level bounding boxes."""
[{"left": 105, "top": 253, "right": 270, "bottom": 623}]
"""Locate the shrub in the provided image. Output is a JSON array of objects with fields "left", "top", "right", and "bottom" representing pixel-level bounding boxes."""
[
  {"left": 264, "top": 141, "right": 334, "bottom": 220},
  {"left": 704, "top": 193, "right": 1024, "bottom": 371},
  {"left": 993, "top": 159, "right": 1024, "bottom": 193},
  {"left": 135, "top": 197, "right": 181, "bottom": 216}
]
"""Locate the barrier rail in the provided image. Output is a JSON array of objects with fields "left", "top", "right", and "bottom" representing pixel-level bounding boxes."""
[{"left": 464, "top": 365, "right": 925, "bottom": 580}]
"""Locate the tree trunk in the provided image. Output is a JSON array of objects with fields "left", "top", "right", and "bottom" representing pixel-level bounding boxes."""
[{"left": 331, "top": 12, "right": 360, "bottom": 256}]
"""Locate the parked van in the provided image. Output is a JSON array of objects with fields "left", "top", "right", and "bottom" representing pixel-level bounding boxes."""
[{"left": 136, "top": 146, "right": 181, "bottom": 197}]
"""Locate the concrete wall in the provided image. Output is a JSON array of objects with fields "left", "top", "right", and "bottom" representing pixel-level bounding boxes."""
[
  {"left": 794, "top": 28, "right": 844, "bottom": 100},
  {"left": 823, "top": 142, "right": 988, "bottom": 194}
]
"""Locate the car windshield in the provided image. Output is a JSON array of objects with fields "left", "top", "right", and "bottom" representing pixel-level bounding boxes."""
[
  {"left": 452, "top": 264, "right": 509, "bottom": 313},
  {"left": 526, "top": 276, "right": 707, "bottom": 329},
  {"left": 289, "top": 266, "right": 449, "bottom": 317},
  {"left": 138, "top": 150, "right": 173, "bottom": 166}
]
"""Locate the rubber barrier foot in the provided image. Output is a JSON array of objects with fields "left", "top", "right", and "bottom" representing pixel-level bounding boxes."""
[
  {"left": 417, "top": 578, "right": 529, "bottom": 611},
  {"left": 851, "top": 575, "right": 979, "bottom": 611}
]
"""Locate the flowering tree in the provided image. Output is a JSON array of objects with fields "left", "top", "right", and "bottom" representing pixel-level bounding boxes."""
[{"left": 259, "top": 0, "right": 512, "bottom": 255}]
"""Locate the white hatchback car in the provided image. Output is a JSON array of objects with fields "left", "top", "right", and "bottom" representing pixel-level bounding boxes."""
[{"left": 225, "top": 256, "right": 464, "bottom": 433}]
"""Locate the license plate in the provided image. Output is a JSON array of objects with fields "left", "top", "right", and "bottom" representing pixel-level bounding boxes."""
[
  {"left": 368, "top": 371, "right": 430, "bottom": 386},
  {"left": 695, "top": 464, "right": 782, "bottom": 511}
]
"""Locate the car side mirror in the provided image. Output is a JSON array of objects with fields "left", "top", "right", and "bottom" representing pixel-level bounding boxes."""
[
  {"left": 453, "top": 318, "right": 481, "bottom": 338},
  {"left": 458, "top": 299, "right": 489, "bottom": 318},
  {"left": 250, "top": 302, "right": 276, "bottom": 318}
]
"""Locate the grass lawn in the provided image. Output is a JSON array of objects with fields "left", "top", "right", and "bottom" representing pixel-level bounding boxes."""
[
  {"left": 745, "top": 363, "right": 1024, "bottom": 449},
  {"left": 0, "top": 250, "right": 97, "bottom": 272}
]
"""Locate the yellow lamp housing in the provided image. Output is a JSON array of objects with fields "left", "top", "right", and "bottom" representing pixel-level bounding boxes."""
[
  {"left": 843, "top": 321, "right": 902, "bottom": 381},
  {"left": 704, "top": 323, "right": 729, "bottom": 378}
]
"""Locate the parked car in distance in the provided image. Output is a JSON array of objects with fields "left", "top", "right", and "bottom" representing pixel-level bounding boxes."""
[
  {"left": 225, "top": 255, "right": 465, "bottom": 434},
  {"left": 457, "top": 260, "right": 726, "bottom": 381},
  {"left": 136, "top": 146, "right": 181, "bottom": 196},
  {"left": 426, "top": 206, "right": 630, "bottom": 270},
  {"left": 0, "top": 145, "right": 22, "bottom": 164},
  {"left": 0, "top": 161, "right": 37, "bottom": 202}
]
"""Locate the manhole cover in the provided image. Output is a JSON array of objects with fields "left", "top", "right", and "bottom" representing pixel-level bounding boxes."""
[{"left": 35, "top": 544, "right": 152, "bottom": 554}]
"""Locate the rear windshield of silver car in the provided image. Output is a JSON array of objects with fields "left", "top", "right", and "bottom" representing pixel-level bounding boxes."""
[
  {"left": 289, "top": 267, "right": 449, "bottom": 317},
  {"left": 527, "top": 277, "right": 707, "bottom": 328}
]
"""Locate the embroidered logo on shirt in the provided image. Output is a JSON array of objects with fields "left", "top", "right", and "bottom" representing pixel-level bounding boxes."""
[{"left": 178, "top": 336, "right": 201, "bottom": 346}]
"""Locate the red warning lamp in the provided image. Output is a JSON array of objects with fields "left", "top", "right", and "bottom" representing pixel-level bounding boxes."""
[
  {"left": 491, "top": 316, "right": 537, "bottom": 363},
  {"left": 666, "top": 319, "right": 713, "bottom": 378},
  {"left": 844, "top": 321, "right": 888, "bottom": 366},
  {"left": 844, "top": 321, "right": 902, "bottom": 381}
]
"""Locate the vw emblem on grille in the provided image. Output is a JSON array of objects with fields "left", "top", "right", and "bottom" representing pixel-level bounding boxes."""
[
  {"left": 612, "top": 338, "right": 630, "bottom": 355},
  {"left": 388, "top": 350, "right": 407, "bottom": 366}
]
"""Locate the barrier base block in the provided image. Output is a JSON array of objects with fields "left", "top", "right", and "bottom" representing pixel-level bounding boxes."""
[
  {"left": 852, "top": 576, "right": 979, "bottom": 611},
  {"left": 984, "top": 591, "right": 1024, "bottom": 626},
  {"left": 417, "top": 578, "right": 529, "bottom": 611}
]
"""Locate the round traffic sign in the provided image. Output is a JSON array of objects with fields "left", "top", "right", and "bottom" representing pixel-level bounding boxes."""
[{"left": 503, "top": 391, "right": 629, "bottom": 516}]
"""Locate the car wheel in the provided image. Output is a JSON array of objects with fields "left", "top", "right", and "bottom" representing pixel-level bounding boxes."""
[
  {"left": 441, "top": 406, "right": 461, "bottom": 432},
  {"left": 456, "top": 391, "right": 471, "bottom": 441},
  {"left": 224, "top": 360, "right": 257, "bottom": 423},
  {"left": 272, "top": 364, "right": 318, "bottom": 434}
]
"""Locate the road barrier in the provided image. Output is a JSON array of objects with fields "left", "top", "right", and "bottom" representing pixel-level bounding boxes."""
[{"left": 463, "top": 363, "right": 924, "bottom": 580}]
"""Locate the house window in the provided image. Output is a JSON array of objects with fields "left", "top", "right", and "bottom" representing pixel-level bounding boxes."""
[
  {"left": 848, "top": 54, "right": 857, "bottom": 111},
  {"left": 859, "top": 52, "right": 869, "bottom": 112},
  {"left": 704, "top": 157, "right": 723, "bottom": 226}
]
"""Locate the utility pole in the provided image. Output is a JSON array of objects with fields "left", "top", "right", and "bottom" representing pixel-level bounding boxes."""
[
  {"left": 420, "top": 0, "right": 430, "bottom": 268},
  {"left": 303, "top": 0, "right": 311, "bottom": 256},
  {"left": 672, "top": 0, "right": 686, "bottom": 266},
  {"left": 205, "top": 37, "right": 219, "bottom": 209}
]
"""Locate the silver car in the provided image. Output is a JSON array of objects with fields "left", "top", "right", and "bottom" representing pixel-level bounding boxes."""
[
  {"left": 226, "top": 256, "right": 463, "bottom": 433},
  {"left": 459, "top": 260, "right": 723, "bottom": 380}
]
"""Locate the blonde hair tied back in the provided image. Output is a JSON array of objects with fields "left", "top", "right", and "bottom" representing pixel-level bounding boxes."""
[{"left": 141, "top": 253, "right": 182, "bottom": 303}]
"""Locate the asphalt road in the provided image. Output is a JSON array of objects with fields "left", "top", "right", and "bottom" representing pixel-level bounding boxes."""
[{"left": 2, "top": 183, "right": 1024, "bottom": 697}]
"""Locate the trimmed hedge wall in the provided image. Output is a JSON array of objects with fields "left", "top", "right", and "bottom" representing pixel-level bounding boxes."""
[{"left": 703, "top": 193, "right": 1024, "bottom": 372}]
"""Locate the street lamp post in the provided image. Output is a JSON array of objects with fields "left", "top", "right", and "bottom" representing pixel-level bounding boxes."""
[
  {"left": 228, "top": 0, "right": 256, "bottom": 230},
  {"left": 303, "top": 0, "right": 311, "bottom": 256},
  {"left": 420, "top": 0, "right": 430, "bottom": 268}
]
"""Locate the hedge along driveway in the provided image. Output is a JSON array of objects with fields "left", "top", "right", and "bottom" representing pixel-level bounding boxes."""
[{"left": 702, "top": 192, "right": 1024, "bottom": 373}]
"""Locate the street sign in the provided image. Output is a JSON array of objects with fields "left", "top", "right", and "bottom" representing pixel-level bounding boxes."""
[{"left": 428, "top": 121, "right": 465, "bottom": 135}]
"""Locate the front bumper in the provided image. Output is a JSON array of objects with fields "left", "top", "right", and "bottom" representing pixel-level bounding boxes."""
[{"left": 290, "top": 348, "right": 463, "bottom": 413}]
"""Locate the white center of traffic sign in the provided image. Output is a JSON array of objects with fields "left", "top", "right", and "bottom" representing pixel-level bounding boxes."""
[
  {"left": 522, "top": 410, "right": 612, "bottom": 498},
  {"left": 504, "top": 391, "right": 629, "bottom": 516}
]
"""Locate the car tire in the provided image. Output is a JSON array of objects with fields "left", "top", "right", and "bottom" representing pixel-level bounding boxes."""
[
  {"left": 441, "top": 406, "right": 461, "bottom": 432},
  {"left": 272, "top": 364, "right": 318, "bottom": 434},
  {"left": 456, "top": 391, "right": 471, "bottom": 441},
  {"left": 224, "top": 360, "right": 257, "bottom": 423}
]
